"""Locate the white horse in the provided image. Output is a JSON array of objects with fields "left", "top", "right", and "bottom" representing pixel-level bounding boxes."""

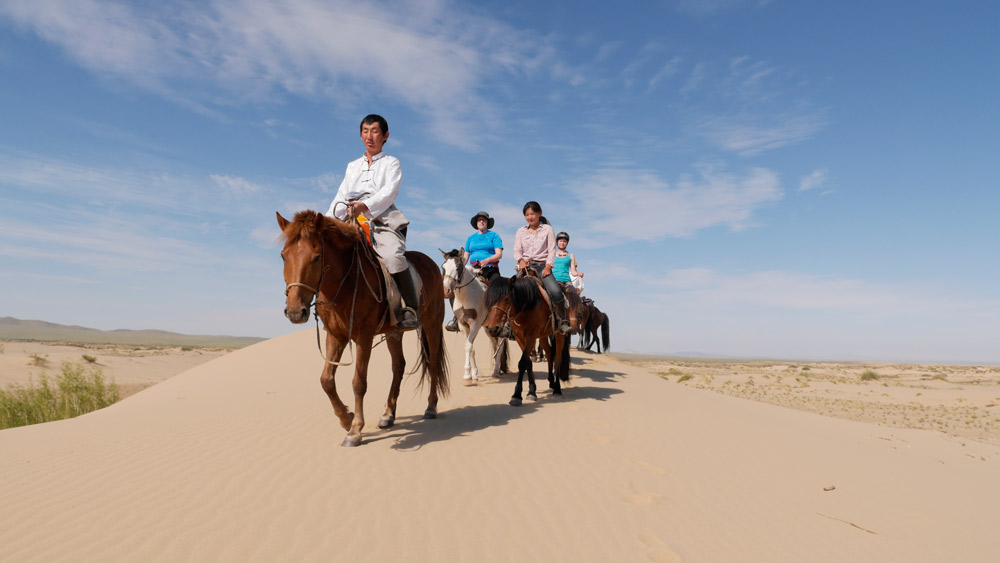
[{"left": 441, "top": 248, "right": 509, "bottom": 385}]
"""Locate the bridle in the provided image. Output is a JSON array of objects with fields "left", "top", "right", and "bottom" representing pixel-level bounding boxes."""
[
  {"left": 442, "top": 257, "right": 479, "bottom": 291},
  {"left": 283, "top": 211, "right": 386, "bottom": 366}
]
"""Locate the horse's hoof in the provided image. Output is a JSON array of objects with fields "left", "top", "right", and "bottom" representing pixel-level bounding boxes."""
[
  {"left": 526, "top": 393, "right": 538, "bottom": 402},
  {"left": 377, "top": 415, "right": 395, "bottom": 429},
  {"left": 463, "top": 378, "right": 476, "bottom": 387},
  {"left": 423, "top": 409, "right": 437, "bottom": 419},
  {"left": 341, "top": 434, "right": 362, "bottom": 447},
  {"left": 509, "top": 397, "right": 522, "bottom": 407}
]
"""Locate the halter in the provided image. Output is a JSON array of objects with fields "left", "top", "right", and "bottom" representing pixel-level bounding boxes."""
[
  {"left": 442, "top": 256, "right": 480, "bottom": 291},
  {"left": 284, "top": 211, "right": 386, "bottom": 367}
]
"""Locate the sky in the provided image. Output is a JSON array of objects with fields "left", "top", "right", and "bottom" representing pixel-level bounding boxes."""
[{"left": 1, "top": 0, "right": 999, "bottom": 363}]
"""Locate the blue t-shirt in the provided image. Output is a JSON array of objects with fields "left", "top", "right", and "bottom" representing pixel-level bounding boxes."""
[{"left": 465, "top": 231, "right": 503, "bottom": 264}]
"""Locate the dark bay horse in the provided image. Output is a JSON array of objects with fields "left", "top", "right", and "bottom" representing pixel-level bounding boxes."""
[
  {"left": 582, "top": 303, "right": 611, "bottom": 354},
  {"left": 484, "top": 274, "right": 570, "bottom": 406},
  {"left": 277, "top": 210, "right": 449, "bottom": 447}
]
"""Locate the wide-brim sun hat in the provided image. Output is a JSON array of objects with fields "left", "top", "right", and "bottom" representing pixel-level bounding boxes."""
[
  {"left": 556, "top": 231, "right": 570, "bottom": 242},
  {"left": 470, "top": 211, "right": 495, "bottom": 229}
]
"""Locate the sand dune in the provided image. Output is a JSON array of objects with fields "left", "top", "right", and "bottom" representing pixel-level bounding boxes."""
[{"left": 2, "top": 329, "right": 999, "bottom": 562}]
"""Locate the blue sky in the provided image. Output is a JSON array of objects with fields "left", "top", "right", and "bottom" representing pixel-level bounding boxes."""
[{"left": 1, "top": 0, "right": 998, "bottom": 362}]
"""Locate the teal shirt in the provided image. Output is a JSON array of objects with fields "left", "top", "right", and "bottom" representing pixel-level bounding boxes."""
[{"left": 552, "top": 255, "right": 572, "bottom": 283}]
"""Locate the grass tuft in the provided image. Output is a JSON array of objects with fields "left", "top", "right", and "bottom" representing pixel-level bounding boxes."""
[
  {"left": 0, "top": 361, "right": 120, "bottom": 430},
  {"left": 82, "top": 354, "right": 98, "bottom": 363},
  {"left": 860, "top": 369, "right": 880, "bottom": 381},
  {"left": 27, "top": 353, "right": 49, "bottom": 368},
  {"left": 677, "top": 374, "right": 693, "bottom": 383}
]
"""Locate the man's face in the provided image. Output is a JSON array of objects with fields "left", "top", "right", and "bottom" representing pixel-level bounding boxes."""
[{"left": 361, "top": 122, "right": 387, "bottom": 156}]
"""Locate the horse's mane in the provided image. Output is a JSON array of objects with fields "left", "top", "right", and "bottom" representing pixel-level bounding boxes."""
[
  {"left": 281, "top": 210, "right": 362, "bottom": 248},
  {"left": 443, "top": 248, "right": 462, "bottom": 259},
  {"left": 484, "top": 275, "right": 543, "bottom": 314}
]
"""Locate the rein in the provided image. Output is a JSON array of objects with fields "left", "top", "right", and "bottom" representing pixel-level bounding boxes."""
[{"left": 285, "top": 213, "right": 388, "bottom": 367}]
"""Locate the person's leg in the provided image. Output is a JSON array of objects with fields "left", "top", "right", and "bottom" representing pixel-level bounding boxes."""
[
  {"left": 446, "top": 295, "right": 459, "bottom": 331},
  {"left": 372, "top": 225, "right": 419, "bottom": 330},
  {"left": 541, "top": 273, "right": 572, "bottom": 334}
]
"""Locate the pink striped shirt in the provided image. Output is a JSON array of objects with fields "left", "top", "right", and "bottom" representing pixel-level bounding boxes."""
[{"left": 513, "top": 224, "right": 556, "bottom": 266}]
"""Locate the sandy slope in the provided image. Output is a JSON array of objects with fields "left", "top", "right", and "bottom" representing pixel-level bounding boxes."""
[{"left": 2, "top": 329, "right": 999, "bottom": 562}]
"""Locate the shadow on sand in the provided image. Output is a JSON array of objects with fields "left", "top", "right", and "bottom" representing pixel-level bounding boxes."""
[{"left": 365, "top": 384, "right": 622, "bottom": 451}]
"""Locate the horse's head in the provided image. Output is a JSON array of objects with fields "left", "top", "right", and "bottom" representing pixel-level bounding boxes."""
[
  {"left": 276, "top": 210, "right": 360, "bottom": 324},
  {"left": 439, "top": 247, "right": 465, "bottom": 299},
  {"left": 483, "top": 275, "right": 515, "bottom": 338}
]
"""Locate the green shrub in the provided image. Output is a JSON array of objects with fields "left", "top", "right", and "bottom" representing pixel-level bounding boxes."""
[
  {"left": 82, "top": 354, "right": 98, "bottom": 363},
  {"left": 677, "top": 374, "right": 693, "bottom": 383},
  {"left": 0, "top": 361, "right": 120, "bottom": 430},
  {"left": 27, "top": 353, "right": 49, "bottom": 367},
  {"left": 860, "top": 369, "right": 879, "bottom": 381}
]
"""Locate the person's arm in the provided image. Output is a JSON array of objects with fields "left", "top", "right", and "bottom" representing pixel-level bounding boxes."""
[
  {"left": 325, "top": 165, "right": 353, "bottom": 219},
  {"left": 484, "top": 248, "right": 502, "bottom": 266},
  {"left": 513, "top": 228, "right": 525, "bottom": 269},
  {"left": 358, "top": 156, "right": 402, "bottom": 219},
  {"left": 570, "top": 253, "right": 582, "bottom": 277},
  {"left": 542, "top": 226, "right": 555, "bottom": 277}
]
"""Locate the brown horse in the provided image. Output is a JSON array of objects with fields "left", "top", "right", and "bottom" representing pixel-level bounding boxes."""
[
  {"left": 277, "top": 210, "right": 449, "bottom": 447},
  {"left": 582, "top": 303, "right": 611, "bottom": 354},
  {"left": 484, "top": 274, "right": 570, "bottom": 406}
]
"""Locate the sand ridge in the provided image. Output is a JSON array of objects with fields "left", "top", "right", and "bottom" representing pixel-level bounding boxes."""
[{"left": 2, "top": 330, "right": 1000, "bottom": 561}]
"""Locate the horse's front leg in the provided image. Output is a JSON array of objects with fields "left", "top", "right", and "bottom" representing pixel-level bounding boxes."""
[
  {"left": 379, "top": 333, "right": 405, "bottom": 429},
  {"left": 319, "top": 332, "right": 353, "bottom": 431},
  {"left": 342, "top": 334, "right": 374, "bottom": 447},
  {"left": 550, "top": 334, "right": 564, "bottom": 396},
  {"left": 510, "top": 351, "right": 530, "bottom": 406},
  {"left": 461, "top": 322, "right": 476, "bottom": 385}
]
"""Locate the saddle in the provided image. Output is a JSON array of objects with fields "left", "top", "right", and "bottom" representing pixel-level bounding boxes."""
[{"left": 348, "top": 214, "right": 420, "bottom": 331}]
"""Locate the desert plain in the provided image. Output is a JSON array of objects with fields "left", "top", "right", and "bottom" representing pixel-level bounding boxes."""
[{"left": 2, "top": 332, "right": 999, "bottom": 562}]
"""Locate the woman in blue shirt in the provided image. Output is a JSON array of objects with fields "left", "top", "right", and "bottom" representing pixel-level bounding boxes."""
[{"left": 446, "top": 211, "right": 504, "bottom": 332}]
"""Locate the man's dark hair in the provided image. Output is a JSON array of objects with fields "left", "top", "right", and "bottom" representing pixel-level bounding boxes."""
[
  {"left": 522, "top": 201, "right": 542, "bottom": 215},
  {"left": 360, "top": 114, "right": 389, "bottom": 135}
]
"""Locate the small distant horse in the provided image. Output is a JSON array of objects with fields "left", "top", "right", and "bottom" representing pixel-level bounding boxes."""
[
  {"left": 582, "top": 303, "right": 611, "bottom": 354},
  {"left": 277, "top": 210, "right": 449, "bottom": 447},
  {"left": 440, "top": 249, "right": 509, "bottom": 385},
  {"left": 484, "top": 274, "right": 570, "bottom": 406}
]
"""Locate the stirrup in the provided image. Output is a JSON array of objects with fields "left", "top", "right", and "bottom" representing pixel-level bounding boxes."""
[
  {"left": 396, "top": 307, "right": 420, "bottom": 332},
  {"left": 445, "top": 318, "right": 459, "bottom": 332}
]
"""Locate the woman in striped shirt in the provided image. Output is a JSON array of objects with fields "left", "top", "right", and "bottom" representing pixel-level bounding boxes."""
[{"left": 512, "top": 201, "right": 572, "bottom": 334}]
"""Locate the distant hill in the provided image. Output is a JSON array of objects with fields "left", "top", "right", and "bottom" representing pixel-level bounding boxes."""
[{"left": 0, "top": 317, "right": 266, "bottom": 349}]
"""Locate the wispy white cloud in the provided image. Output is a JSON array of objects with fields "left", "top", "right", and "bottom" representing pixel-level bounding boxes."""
[
  {"left": 211, "top": 174, "right": 263, "bottom": 195},
  {"left": 674, "top": 0, "right": 772, "bottom": 18},
  {"left": 798, "top": 168, "right": 829, "bottom": 191},
  {"left": 563, "top": 163, "right": 782, "bottom": 246},
  {"left": 651, "top": 267, "right": 1000, "bottom": 320},
  {"left": 693, "top": 112, "right": 828, "bottom": 156},
  {"left": 0, "top": 0, "right": 549, "bottom": 148}
]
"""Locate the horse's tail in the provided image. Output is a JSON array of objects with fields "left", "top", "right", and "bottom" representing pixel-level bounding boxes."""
[
  {"left": 600, "top": 315, "right": 610, "bottom": 353},
  {"left": 416, "top": 325, "right": 450, "bottom": 398}
]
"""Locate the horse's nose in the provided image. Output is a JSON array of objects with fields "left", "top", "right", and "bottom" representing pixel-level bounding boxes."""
[
  {"left": 284, "top": 307, "right": 309, "bottom": 323},
  {"left": 486, "top": 326, "right": 500, "bottom": 337}
]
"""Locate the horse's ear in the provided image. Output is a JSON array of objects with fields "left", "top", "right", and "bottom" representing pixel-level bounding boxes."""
[
  {"left": 439, "top": 248, "right": 447, "bottom": 258},
  {"left": 507, "top": 275, "right": 516, "bottom": 286},
  {"left": 276, "top": 211, "right": 289, "bottom": 231},
  {"left": 313, "top": 211, "right": 326, "bottom": 230},
  {"left": 460, "top": 246, "right": 465, "bottom": 254}
]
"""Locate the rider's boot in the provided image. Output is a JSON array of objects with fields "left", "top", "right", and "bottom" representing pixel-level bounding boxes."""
[
  {"left": 391, "top": 271, "right": 421, "bottom": 331},
  {"left": 552, "top": 298, "right": 573, "bottom": 335},
  {"left": 445, "top": 295, "right": 459, "bottom": 332}
]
